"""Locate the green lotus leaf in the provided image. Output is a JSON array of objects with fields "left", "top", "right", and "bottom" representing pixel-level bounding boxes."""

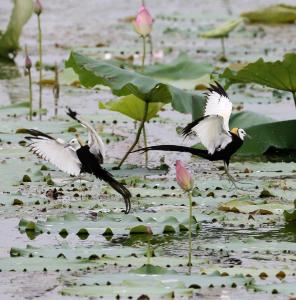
[
  {"left": 143, "top": 53, "right": 213, "bottom": 80},
  {"left": 65, "top": 51, "right": 204, "bottom": 114},
  {"left": 99, "top": 95, "right": 164, "bottom": 121},
  {"left": 221, "top": 53, "right": 296, "bottom": 106},
  {"left": 241, "top": 4, "right": 296, "bottom": 24},
  {"left": 200, "top": 18, "right": 242, "bottom": 39}
]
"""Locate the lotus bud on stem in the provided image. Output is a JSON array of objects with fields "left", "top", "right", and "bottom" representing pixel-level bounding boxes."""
[
  {"left": 25, "top": 46, "right": 33, "bottom": 121},
  {"left": 176, "top": 160, "right": 194, "bottom": 275},
  {"left": 34, "top": 0, "right": 43, "bottom": 120},
  {"left": 131, "top": 4, "right": 153, "bottom": 168}
]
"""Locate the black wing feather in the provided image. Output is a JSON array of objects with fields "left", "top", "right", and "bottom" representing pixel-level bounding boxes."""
[
  {"left": 181, "top": 116, "right": 208, "bottom": 139},
  {"left": 93, "top": 165, "right": 131, "bottom": 214}
]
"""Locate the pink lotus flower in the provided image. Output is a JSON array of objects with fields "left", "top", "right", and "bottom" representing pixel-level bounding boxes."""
[
  {"left": 33, "top": 0, "right": 43, "bottom": 15},
  {"left": 176, "top": 160, "right": 194, "bottom": 192},
  {"left": 133, "top": 5, "right": 153, "bottom": 37}
]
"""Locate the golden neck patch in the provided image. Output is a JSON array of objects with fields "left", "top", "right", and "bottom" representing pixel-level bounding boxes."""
[{"left": 230, "top": 128, "right": 239, "bottom": 136}]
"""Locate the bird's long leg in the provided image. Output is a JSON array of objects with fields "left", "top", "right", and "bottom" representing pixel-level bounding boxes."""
[{"left": 224, "top": 161, "right": 238, "bottom": 189}]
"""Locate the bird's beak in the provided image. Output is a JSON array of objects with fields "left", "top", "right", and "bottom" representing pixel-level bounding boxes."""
[{"left": 64, "top": 144, "right": 70, "bottom": 148}]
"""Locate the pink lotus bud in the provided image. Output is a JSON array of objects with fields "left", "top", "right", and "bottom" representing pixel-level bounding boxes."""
[
  {"left": 176, "top": 160, "right": 194, "bottom": 192},
  {"left": 133, "top": 5, "right": 153, "bottom": 37},
  {"left": 25, "top": 54, "right": 32, "bottom": 70},
  {"left": 33, "top": 0, "right": 43, "bottom": 15}
]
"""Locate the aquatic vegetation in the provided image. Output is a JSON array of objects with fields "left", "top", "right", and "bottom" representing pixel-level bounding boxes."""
[
  {"left": 24, "top": 47, "right": 33, "bottom": 120},
  {"left": 0, "top": 1, "right": 296, "bottom": 299},
  {"left": 0, "top": 0, "right": 32, "bottom": 59},
  {"left": 34, "top": 0, "right": 44, "bottom": 120},
  {"left": 200, "top": 18, "right": 242, "bottom": 59},
  {"left": 241, "top": 4, "right": 296, "bottom": 24}
]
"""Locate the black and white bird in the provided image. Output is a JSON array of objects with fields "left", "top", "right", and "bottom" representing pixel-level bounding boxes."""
[
  {"left": 22, "top": 108, "right": 131, "bottom": 213},
  {"left": 134, "top": 82, "right": 249, "bottom": 185}
]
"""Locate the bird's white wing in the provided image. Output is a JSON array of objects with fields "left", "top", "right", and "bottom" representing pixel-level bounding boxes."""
[
  {"left": 67, "top": 108, "right": 105, "bottom": 163},
  {"left": 26, "top": 132, "right": 81, "bottom": 176},
  {"left": 204, "top": 82, "right": 232, "bottom": 131},
  {"left": 86, "top": 123, "right": 106, "bottom": 163},
  {"left": 191, "top": 115, "right": 232, "bottom": 154}
]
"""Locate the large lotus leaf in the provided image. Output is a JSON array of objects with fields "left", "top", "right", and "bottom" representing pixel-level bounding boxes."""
[
  {"left": 143, "top": 53, "right": 213, "bottom": 80},
  {"left": 238, "top": 119, "right": 296, "bottom": 155},
  {"left": 221, "top": 53, "right": 296, "bottom": 94},
  {"left": 229, "top": 111, "right": 274, "bottom": 129},
  {"left": 0, "top": 0, "right": 33, "bottom": 58},
  {"left": 65, "top": 51, "right": 204, "bottom": 114},
  {"left": 200, "top": 18, "right": 242, "bottom": 39},
  {"left": 241, "top": 4, "right": 296, "bottom": 24},
  {"left": 99, "top": 95, "right": 164, "bottom": 121}
]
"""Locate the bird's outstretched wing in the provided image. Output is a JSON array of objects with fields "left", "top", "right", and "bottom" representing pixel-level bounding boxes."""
[
  {"left": 67, "top": 108, "right": 105, "bottom": 164},
  {"left": 23, "top": 129, "right": 81, "bottom": 176},
  {"left": 204, "top": 81, "right": 232, "bottom": 131},
  {"left": 182, "top": 115, "right": 232, "bottom": 155}
]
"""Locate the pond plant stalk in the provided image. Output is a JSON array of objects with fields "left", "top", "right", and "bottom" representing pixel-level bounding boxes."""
[
  {"left": 25, "top": 46, "right": 33, "bottom": 121},
  {"left": 117, "top": 101, "right": 149, "bottom": 168},
  {"left": 116, "top": 4, "right": 153, "bottom": 168},
  {"left": 175, "top": 160, "right": 194, "bottom": 275},
  {"left": 34, "top": 0, "right": 43, "bottom": 120},
  {"left": 221, "top": 37, "right": 226, "bottom": 58},
  {"left": 53, "top": 63, "right": 60, "bottom": 117}
]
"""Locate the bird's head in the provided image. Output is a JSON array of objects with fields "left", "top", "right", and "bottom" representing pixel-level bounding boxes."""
[
  {"left": 65, "top": 138, "right": 81, "bottom": 151},
  {"left": 231, "top": 128, "right": 249, "bottom": 141}
]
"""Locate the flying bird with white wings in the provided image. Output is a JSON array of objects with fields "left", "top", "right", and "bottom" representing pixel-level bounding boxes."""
[
  {"left": 22, "top": 108, "right": 131, "bottom": 213},
  {"left": 133, "top": 82, "right": 249, "bottom": 186}
]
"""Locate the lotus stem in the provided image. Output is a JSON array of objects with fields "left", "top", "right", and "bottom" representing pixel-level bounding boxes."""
[
  {"left": 148, "top": 34, "right": 153, "bottom": 64},
  {"left": 37, "top": 14, "right": 43, "bottom": 120},
  {"left": 141, "top": 36, "right": 146, "bottom": 73},
  {"left": 143, "top": 123, "right": 149, "bottom": 168},
  {"left": 221, "top": 37, "right": 226, "bottom": 58},
  {"left": 53, "top": 63, "right": 60, "bottom": 117},
  {"left": 117, "top": 101, "right": 149, "bottom": 168},
  {"left": 292, "top": 91, "right": 296, "bottom": 108},
  {"left": 25, "top": 46, "right": 33, "bottom": 121},
  {"left": 188, "top": 190, "right": 192, "bottom": 275},
  {"left": 147, "top": 237, "right": 151, "bottom": 265},
  {"left": 28, "top": 67, "right": 33, "bottom": 121}
]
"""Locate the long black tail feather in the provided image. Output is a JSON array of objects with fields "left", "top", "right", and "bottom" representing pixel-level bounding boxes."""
[
  {"left": 94, "top": 166, "right": 131, "bottom": 214},
  {"left": 132, "top": 145, "right": 210, "bottom": 160}
]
